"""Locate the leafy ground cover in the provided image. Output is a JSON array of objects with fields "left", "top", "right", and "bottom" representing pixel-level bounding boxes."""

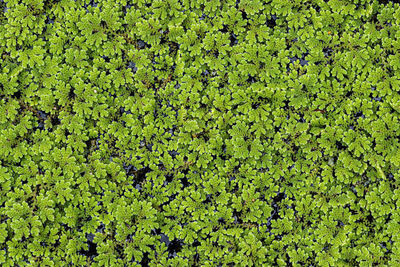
[{"left": 1, "top": 0, "right": 400, "bottom": 266}]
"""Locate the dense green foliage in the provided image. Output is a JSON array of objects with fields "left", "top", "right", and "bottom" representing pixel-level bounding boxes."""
[{"left": 1, "top": 0, "right": 400, "bottom": 266}]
